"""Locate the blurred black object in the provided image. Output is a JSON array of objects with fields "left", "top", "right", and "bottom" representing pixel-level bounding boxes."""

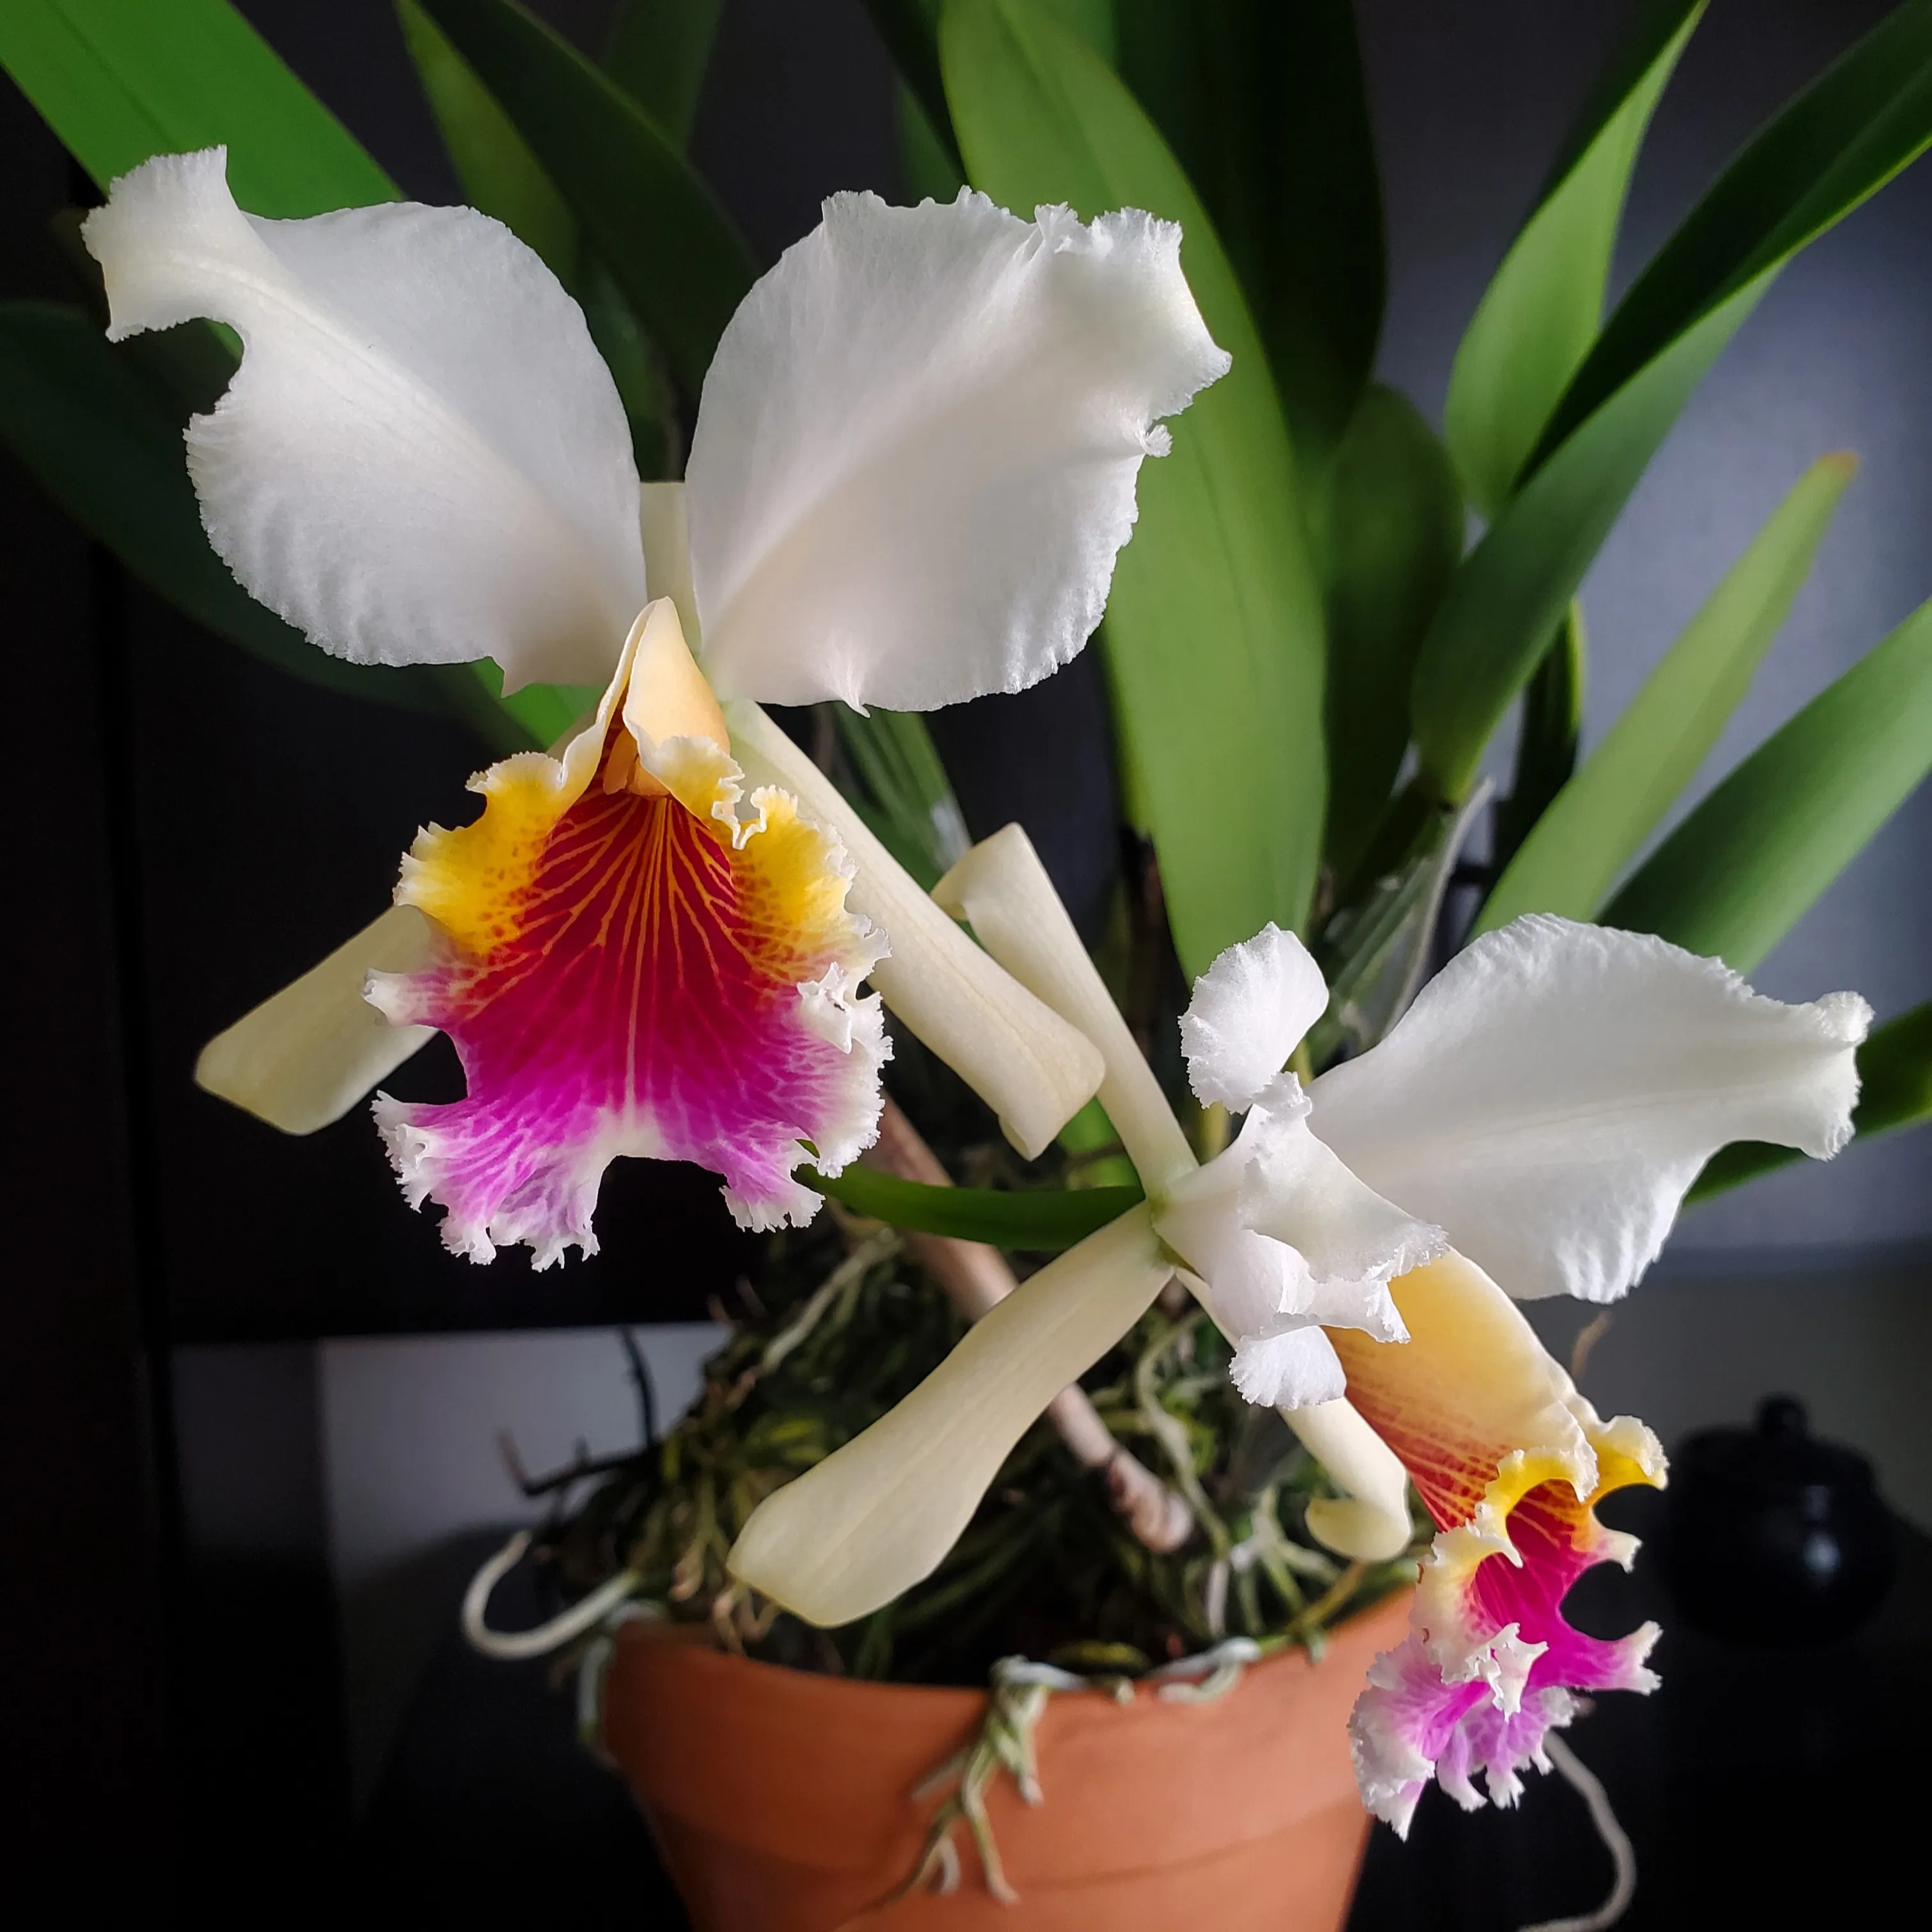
[{"left": 1664, "top": 1394, "right": 1897, "bottom": 1644}]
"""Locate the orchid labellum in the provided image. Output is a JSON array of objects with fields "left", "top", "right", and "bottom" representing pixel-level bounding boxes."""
[
  {"left": 85, "top": 148, "right": 1229, "bottom": 1262},
  {"left": 729, "top": 827, "right": 1869, "bottom": 1830}
]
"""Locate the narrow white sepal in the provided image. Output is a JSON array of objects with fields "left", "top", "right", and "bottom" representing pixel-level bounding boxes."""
[
  {"left": 725, "top": 702, "right": 1102, "bottom": 1158},
  {"left": 194, "top": 905, "right": 436, "bottom": 1134},
  {"left": 934, "top": 824, "right": 1195, "bottom": 1192}
]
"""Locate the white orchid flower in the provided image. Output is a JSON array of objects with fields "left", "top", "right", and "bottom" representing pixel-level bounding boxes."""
[
  {"left": 85, "top": 148, "right": 1229, "bottom": 1262},
  {"left": 729, "top": 827, "right": 1869, "bottom": 1829}
]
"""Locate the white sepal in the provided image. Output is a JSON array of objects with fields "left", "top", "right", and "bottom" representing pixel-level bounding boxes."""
[{"left": 194, "top": 905, "right": 435, "bottom": 1134}]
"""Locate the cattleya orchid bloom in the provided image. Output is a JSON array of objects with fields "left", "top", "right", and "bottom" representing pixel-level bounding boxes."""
[
  {"left": 86, "top": 148, "right": 1230, "bottom": 1260},
  {"left": 730, "top": 826, "right": 1869, "bottom": 1828}
]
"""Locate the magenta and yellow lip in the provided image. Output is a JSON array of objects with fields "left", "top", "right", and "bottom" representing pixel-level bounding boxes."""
[
  {"left": 1331, "top": 1253, "right": 1664, "bottom": 1832},
  {"left": 367, "top": 604, "right": 886, "bottom": 1266}
]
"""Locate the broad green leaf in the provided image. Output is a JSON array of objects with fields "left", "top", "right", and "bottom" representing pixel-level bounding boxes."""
[
  {"left": 420, "top": 0, "right": 758, "bottom": 399},
  {"left": 1412, "top": 277, "right": 1769, "bottom": 802},
  {"left": 1319, "top": 383, "right": 1463, "bottom": 880},
  {"left": 0, "top": 300, "right": 529, "bottom": 750},
  {"left": 1537, "top": 0, "right": 1932, "bottom": 468},
  {"left": 601, "top": 0, "right": 721, "bottom": 151},
  {"left": 1604, "top": 597, "right": 1932, "bottom": 971},
  {"left": 1446, "top": 1, "right": 1703, "bottom": 518},
  {"left": 397, "top": 0, "right": 576, "bottom": 284},
  {"left": 942, "top": 0, "right": 1328, "bottom": 972},
  {"left": 1490, "top": 601, "right": 1585, "bottom": 878},
  {"left": 1687, "top": 1002, "right": 1932, "bottom": 1202},
  {"left": 1413, "top": 3, "right": 1932, "bottom": 803},
  {"left": 1115, "top": 0, "right": 1384, "bottom": 465},
  {"left": 1480, "top": 453, "right": 1853, "bottom": 933},
  {"left": 0, "top": 0, "right": 395, "bottom": 213},
  {"left": 809, "top": 1167, "right": 1143, "bottom": 1249}
]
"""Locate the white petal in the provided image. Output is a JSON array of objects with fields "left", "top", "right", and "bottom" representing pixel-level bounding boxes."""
[
  {"left": 934, "top": 825, "right": 1195, "bottom": 1192},
  {"left": 1236, "top": 1078, "right": 1442, "bottom": 1335},
  {"left": 685, "top": 190, "right": 1228, "bottom": 708},
  {"left": 1308, "top": 916, "right": 1872, "bottom": 1303},
  {"left": 83, "top": 149, "right": 644, "bottom": 688},
  {"left": 1179, "top": 923, "right": 1329, "bottom": 1110},
  {"left": 1230, "top": 1326, "right": 1346, "bottom": 1409},
  {"left": 726, "top": 702, "right": 1103, "bottom": 1158},
  {"left": 195, "top": 906, "right": 434, "bottom": 1133}
]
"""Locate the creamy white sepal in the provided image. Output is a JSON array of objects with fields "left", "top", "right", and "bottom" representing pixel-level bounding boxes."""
[
  {"left": 194, "top": 905, "right": 435, "bottom": 1134},
  {"left": 1285, "top": 1400, "right": 1416, "bottom": 1562},
  {"left": 1307, "top": 916, "right": 1873, "bottom": 1303},
  {"left": 730, "top": 1206, "right": 1174, "bottom": 1627},
  {"left": 686, "top": 190, "right": 1229, "bottom": 709},
  {"left": 934, "top": 825, "right": 1195, "bottom": 1192},
  {"left": 726, "top": 702, "right": 1102, "bottom": 1158},
  {"left": 83, "top": 148, "right": 645, "bottom": 689},
  {"left": 1179, "top": 923, "right": 1329, "bottom": 1110}
]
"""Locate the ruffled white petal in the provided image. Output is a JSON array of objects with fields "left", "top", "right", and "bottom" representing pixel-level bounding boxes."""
[
  {"left": 685, "top": 190, "right": 1228, "bottom": 709},
  {"left": 1236, "top": 1077, "right": 1443, "bottom": 1333},
  {"left": 1308, "top": 916, "right": 1872, "bottom": 1303},
  {"left": 1230, "top": 1325, "right": 1346, "bottom": 1409},
  {"left": 83, "top": 148, "right": 644, "bottom": 689},
  {"left": 194, "top": 905, "right": 435, "bottom": 1134},
  {"left": 1179, "top": 923, "right": 1329, "bottom": 1111}
]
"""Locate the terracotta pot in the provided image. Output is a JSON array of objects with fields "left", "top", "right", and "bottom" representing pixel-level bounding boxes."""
[{"left": 601, "top": 1589, "right": 1411, "bottom": 1932}]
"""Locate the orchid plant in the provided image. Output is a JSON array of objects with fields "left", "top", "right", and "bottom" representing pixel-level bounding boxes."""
[{"left": 6, "top": 0, "right": 1932, "bottom": 1880}]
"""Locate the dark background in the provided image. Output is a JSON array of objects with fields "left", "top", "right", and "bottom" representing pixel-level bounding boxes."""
[{"left": 3, "top": 1, "right": 1925, "bottom": 1922}]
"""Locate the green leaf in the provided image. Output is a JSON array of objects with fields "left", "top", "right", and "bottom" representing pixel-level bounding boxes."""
[
  {"left": 1445, "top": 0, "right": 1703, "bottom": 518},
  {"left": 1413, "top": 2, "right": 1932, "bottom": 804},
  {"left": 397, "top": 0, "right": 576, "bottom": 284},
  {"left": 1537, "top": 0, "right": 1932, "bottom": 468},
  {"left": 1687, "top": 1002, "right": 1932, "bottom": 1202},
  {"left": 1480, "top": 453, "right": 1854, "bottom": 933},
  {"left": 1114, "top": 0, "right": 1384, "bottom": 464},
  {"left": 1603, "top": 595, "right": 1932, "bottom": 972},
  {"left": 833, "top": 705, "right": 969, "bottom": 891},
  {"left": 864, "top": 0, "right": 961, "bottom": 167},
  {"left": 601, "top": 0, "right": 721, "bottom": 151},
  {"left": 419, "top": 0, "right": 758, "bottom": 399},
  {"left": 1318, "top": 383, "right": 1464, "bottom": 880},
  {"left": 942, "top": 0, "right": 1328, "bottom": 973},
  {"left": 0, "top": 0, "right": 395, "bottom": 213},
  {"left": 808, "top": 1166, "right": 1143, "bottom": 1249},
  {"left": 0, "top": 300, "right": 531, "bottom": 749},
  {"left": 1491, "top": 600, "right": 1586, "bottom": 880},
  {"left": 1412, "top": 277, "right": 1770, "bottom": 803}
]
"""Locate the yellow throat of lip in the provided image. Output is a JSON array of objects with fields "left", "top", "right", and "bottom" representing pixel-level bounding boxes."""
[{"left": 602, "top": 599, "right": 730, "bottom": 799}]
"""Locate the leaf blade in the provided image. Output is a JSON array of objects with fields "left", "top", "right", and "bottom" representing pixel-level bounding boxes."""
[
  {"left": 1603, "top": 596, "right": 1932, "bottom": 972},
  {"left": 1445, "top": 0, "right": 1703, "bottom": 517},
  {"left": 0, "top": 0, "right": 395, "bottom": 213},
  {"left": 809, "top": 1167, "right": 1144, "bottom": 1249},
  {"left": 1480, "top": 452, "right": 1854, "bottom": 933},
  {"left": 420, "top": 0, "right": 760, "bottom": 399}
]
